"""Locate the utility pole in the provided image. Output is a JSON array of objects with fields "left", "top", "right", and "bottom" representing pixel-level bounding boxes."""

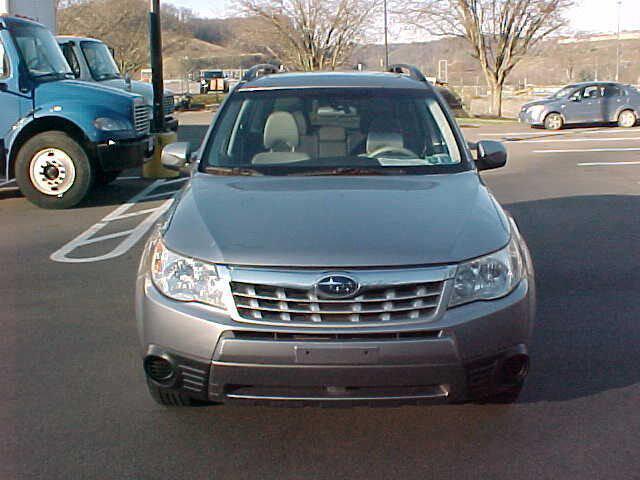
[
  {"left": 383, "top": 0, "right": 389, "bottom": 69},
  {"left": 616, "top": 0, "right": 622, "bottom": 82},
  {"left": 149, "top": 0, "right": 165, "bottom": 133}
]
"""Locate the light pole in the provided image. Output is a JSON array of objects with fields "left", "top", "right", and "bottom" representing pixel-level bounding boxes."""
[
  {"left": 383, "top": 0, "right": 389, "bottom": 69},
  {"left": 616, "top": 0, "right": 622, "bottom": 82},
  {"left": 149, "top": 0, "right": 165, "bottom": 133}
]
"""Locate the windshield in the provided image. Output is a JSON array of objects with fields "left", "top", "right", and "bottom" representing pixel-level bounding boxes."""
[
  {"left": 552, "top": 86, "right": 576, "bottom": 99},
  {"left": 81, "top": 41, "right": 121, "bottom": 81},
  {"left": 204, "top": 71, "right": 224, "bottom": 79},
  {"left": 203, "top": 89, "right": 465, "bottom": 175},
  {"left": 10, "top": 23, "right": 73, "bottom": 80}
]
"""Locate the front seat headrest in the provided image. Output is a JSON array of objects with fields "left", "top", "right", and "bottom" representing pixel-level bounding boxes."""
[
  {"left": 264, "top": 111, "right": 300, "bottom": 151},
  {"left": 366, "top": 131, "right": 404, "bottom": 155}
]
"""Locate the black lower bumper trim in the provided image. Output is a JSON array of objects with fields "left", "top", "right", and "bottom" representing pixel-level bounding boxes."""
[{"left": 96, "top": 137, "right": 150, "bottom": 172}]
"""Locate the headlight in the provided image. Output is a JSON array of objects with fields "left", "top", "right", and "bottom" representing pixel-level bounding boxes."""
[
  {"left": 150, "top": 238, "right": 226, "bottom": 310},
  {"left": 449, "top": 234, "right": 525, "bottom": 307},
  {"left": 94, "top": 117, "right": 132, "bottom": 131},
  {"left": 526, "top": 105, "right": 545, "bottom": 119}
]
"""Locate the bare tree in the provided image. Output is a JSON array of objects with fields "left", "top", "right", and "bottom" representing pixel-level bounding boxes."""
[
  {"left": 240, "top": 0, "right": 380, "bottom": 71},
  {"left": 58, "top": 0, "right": 149, "bottom": 73},
  {"left": 404, "top": 0, "right": 572, "bottom": 116}
]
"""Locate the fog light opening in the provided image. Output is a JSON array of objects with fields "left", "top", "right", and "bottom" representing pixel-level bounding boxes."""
[
  {"left": 501, "top": 354, "right": 529, "bottom": 385},
  {"left": 144, "top": 355, "right": 175, "bottom": 383}
]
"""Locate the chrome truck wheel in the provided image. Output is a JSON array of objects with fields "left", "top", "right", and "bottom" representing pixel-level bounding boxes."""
[
  {"left": 15, "top": 131, "right": 94, "bottom": 209},
  {"left": 29, "top": 148, "right": 77, "bottom": 196}
]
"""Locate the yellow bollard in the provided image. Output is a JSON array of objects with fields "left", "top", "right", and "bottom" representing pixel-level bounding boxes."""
[{"left": 142, "top": 131, "right": 180, "bottom": 179}]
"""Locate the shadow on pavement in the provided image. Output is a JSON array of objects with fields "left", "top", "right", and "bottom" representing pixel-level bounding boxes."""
[{"left": 505, "top": 194, "right": 640, "bottom": 402}]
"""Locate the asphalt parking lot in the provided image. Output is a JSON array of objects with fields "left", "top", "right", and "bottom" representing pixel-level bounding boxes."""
[{"left": 2, "top": 111, "right": 639, "bottom": 479}]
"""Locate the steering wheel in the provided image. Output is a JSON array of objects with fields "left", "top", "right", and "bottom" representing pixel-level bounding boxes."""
[{"left": 368, "top": 146, "right": 417, "bottom": 158}]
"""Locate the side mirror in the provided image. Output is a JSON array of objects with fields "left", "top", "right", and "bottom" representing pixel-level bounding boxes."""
[
  {"left": 476, "top": 140, "right": 507, "bottom": 171},
  {"left": 570, "top": 95, "right": 581, "bottom": 102},
  {"left": 161, "top": 142, "right": 191, "bottom": 171}
]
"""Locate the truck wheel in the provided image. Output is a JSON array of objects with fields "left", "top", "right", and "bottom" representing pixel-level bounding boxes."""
[
  {"left": 617, "top": 109, "right": 637, "bottom": 128},
  {"left": 15, "top": 131, "right": 93, "bottom": 209},
  {"left": 95, "top": 169, "right": 122, "bottom": 186},
  {"left": 544, "top": 113, "right": 563, "bottom": 130}
]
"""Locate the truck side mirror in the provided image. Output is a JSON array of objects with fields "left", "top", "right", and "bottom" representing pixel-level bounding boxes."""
[
  {"left": 475, "top": 140, "right": 507, "bottom": 171},
  {"left": 161, "top": 142, "right": 191, "bottom": 171}
]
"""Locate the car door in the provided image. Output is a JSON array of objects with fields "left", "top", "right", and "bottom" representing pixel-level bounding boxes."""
[
  {"left": 0, "top": 33, "right": 32, "bottom": 182},
  {"left": 561, "top": 88, "right": 585, "bottom": 124},
  {"left": 578, "top": 85, "right": 606, "bottom": 123},
  {"left": 602, "top": 84, "right": 625, "bottom": 122}
]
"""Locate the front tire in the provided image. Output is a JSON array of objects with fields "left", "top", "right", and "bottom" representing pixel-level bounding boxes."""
[
  {"left": 15, "top": 131, "right": 93, "bottom": 209},
  {"left": 544, "top": 113, "right": 563, "bottom": 130},
  {"left": 617, "top": 109, "right": 637, "bottom": 128}
]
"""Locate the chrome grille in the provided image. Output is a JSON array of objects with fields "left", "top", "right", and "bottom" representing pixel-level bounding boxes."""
[
  {"left": 133, "top": 104, "right": 151, "bottom": 136},
  {"left": 231, "top": 281, "right": 445, "bottom": 325},
  {"left": 163, "top": 95, "right": 175, "bottom": 116}
]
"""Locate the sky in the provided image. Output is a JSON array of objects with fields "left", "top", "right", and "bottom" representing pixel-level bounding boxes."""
[{"left": 165, "top": 0, "right": 640, "bottom": 42}]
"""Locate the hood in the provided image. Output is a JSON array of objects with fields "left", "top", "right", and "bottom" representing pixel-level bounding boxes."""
[
  {"left": 163, "top": 171, "right": 511, "bottom": 268},
  {"left": 522, "top": 97, "right": 558, "bottom": 109},
  {"left": 100, "top": 79, "right": 173, "bottom": 106},
  {"left": 34, "top": 79, "right": 139, "bottom": 107}
]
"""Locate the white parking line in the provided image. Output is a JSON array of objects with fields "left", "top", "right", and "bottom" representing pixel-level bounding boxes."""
[
  {"left": 534, "top": 147, "right": 640, "bottom": 154},
  {"left": 50, "top": 177, "right": 188, "bottom": 263},
  {"left": 506, "top": 137, "right": 640, "bottom": 144},
  {"left": 577, "top": 161, "right": 640, "bottom": 166},
  {"left": 478, "top": 129, "right": 635, "bottom": 137}
]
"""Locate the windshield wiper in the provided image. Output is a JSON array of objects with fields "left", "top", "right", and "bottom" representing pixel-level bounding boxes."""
[
  {"left": 204, "top": 166, "right": 263, "bottom": 176},
  {"left": 32, "top": 72, "right": 74, "bottom": 80},
  {"left": 96, "top": 73, "right": 121, "bottom": 81},
  {"left": 294, "top": 167, "right": 397, "bottom": 176}
]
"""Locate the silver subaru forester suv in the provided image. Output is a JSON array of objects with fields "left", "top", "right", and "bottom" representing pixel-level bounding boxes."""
[{"left": 136, "top": 64, "right": 535, "bottom": 407}]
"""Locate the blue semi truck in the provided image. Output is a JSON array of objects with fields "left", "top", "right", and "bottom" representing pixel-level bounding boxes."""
[{"left": 0, "top": 15, "right": 151, "bottom": 209}]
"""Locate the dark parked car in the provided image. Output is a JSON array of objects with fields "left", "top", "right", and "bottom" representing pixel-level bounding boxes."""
[{"left": 519, "top": 82, "right": 640, "bottom": 130}]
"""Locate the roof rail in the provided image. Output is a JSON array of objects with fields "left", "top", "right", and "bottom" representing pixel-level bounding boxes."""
[
  {"left": 387, "top": 64, "right": 428, "bottom": 83},
  {"left": 241, "top": 64, "right": 280, "bottom": 83}
]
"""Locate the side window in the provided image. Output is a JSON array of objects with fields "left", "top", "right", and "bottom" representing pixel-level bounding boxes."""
[
  {"left": 0, "top": 39, "right": 9, "bottom": 79},
  {"left": 583, "top": 86, "right": 602, "bottom": 99},
  {"left": 604, "top": 85, "right": 623, "bottom": 97},
  {"left": 61, "top": 44, "right": 81, "bottom": 78}
]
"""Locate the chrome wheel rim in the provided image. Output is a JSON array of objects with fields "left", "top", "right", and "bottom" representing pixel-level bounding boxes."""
[
  {"left": 29, "top": 148, "right": 76, "bottom": 196},
  {"left": 620, "top": 111, "right": 636, "bottom": 127},
  {"left": 547, "top": 115, "right": 562, "bottom": 129}
]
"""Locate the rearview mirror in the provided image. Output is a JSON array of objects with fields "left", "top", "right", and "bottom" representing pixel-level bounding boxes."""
[
  {"left": 161, "top": 142, "right": 191, "bottom": 171},
  {"left": 475, "top": 140, "right": 507, "bottom": 171}
]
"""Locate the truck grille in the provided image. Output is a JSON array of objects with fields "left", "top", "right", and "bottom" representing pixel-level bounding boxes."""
[
  {"left": 231, "top": 280, "right": 445, "bottom": 325},
  {"left": 163, "top": 95, "right": 175, "bottom": 116},
  {"left": 133, "top": 104, "right": 151, "bottom": 136}
]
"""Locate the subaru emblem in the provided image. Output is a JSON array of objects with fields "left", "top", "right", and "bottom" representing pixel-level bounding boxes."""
[{"left": 315, "top": 275, "right": 359, "bottom": 299}]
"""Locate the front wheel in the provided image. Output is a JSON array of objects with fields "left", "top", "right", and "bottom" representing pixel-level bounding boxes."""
[
  {"left": 618, "top": 109, "right": 637, "bottom": 128},
  {"left": 15, "top": 131, "right": 93, "bottom": 209},
  {"left": 544, "top": 113, "right": 563, "bottom": 130}
]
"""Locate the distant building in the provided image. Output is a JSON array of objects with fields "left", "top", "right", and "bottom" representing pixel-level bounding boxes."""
[
  {"left": 0, "top": 0, "right": 57, "bottom": 32},
  {"left": 559, "top": 31, "right": 640, "bottom": 44}
]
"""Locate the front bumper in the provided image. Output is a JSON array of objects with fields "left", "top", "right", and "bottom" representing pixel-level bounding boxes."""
[
  {"left": 519, "top": 109, "right": 544, "bottom": 125},
  {"left": 165, "top": 116, "right": 179, "bottom": 132},
  {"left": 96, "top": 136, "right": 151, "bottom": 172},
  {"left": 136, "top": 270, "right": 535, "bottom": 405}
]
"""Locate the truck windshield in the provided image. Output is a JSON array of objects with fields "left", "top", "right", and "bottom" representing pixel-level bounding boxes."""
[
  {"left": 203, "top": 88, "right": 467, "bottom": 176},
  {"left": 80, "top": 41, "right": 121, "bottom": 81},
  {"left": 9, "top": 22, "right": 73, "bottom": 80},
  {"left": 204, "top": 71, "right": 224, "bottom": 79}
]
